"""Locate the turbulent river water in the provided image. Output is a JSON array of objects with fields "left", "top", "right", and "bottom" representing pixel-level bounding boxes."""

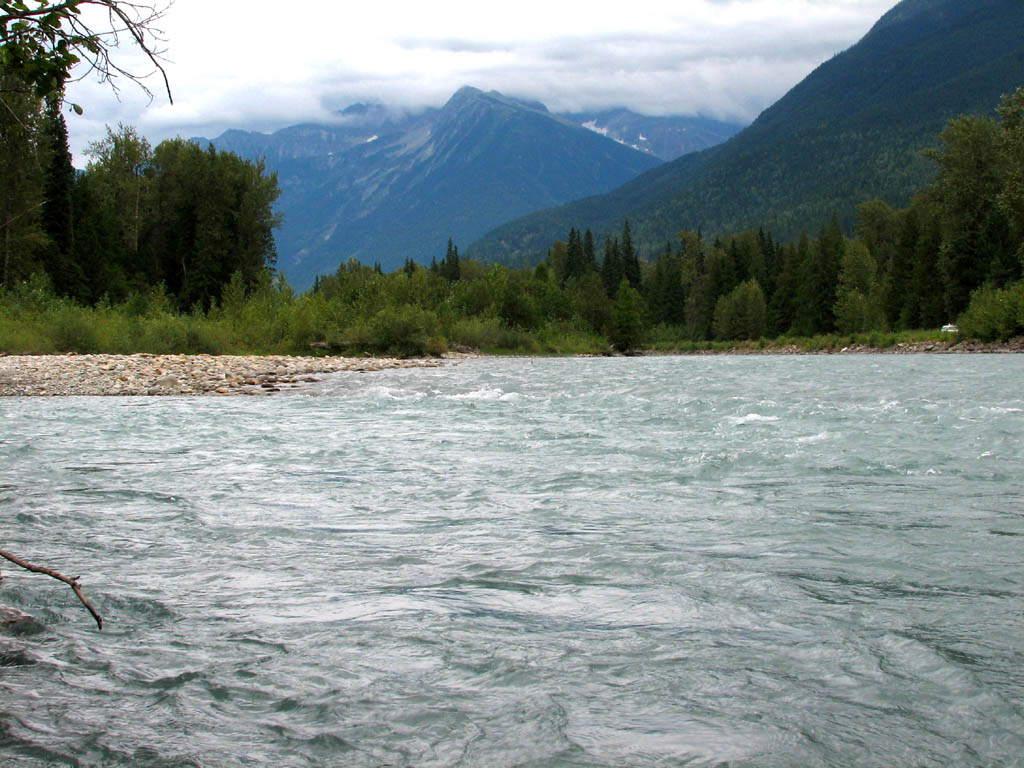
[{"left": 1, "top": 355, "right": 1022, "bottom": 767}]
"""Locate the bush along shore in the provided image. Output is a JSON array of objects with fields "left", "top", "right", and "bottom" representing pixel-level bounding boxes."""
[{"left": 3, "top": 266, "right": 1023, "bottom": 364}]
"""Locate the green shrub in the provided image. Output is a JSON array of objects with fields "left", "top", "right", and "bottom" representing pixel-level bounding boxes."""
[
  {"left": 958, "top": 283, "right": 1024, "bottom": 341},
  {"left": 448, "top": 317, "right": 504, "bottom": 350},
  {"left": 0, "top": 316, "right": 54, "bottom": 353},
  {"left": 181, "top": 319, "right": 229, "bottom": 355},
  {"left": 492, "top": 326, "right": 540, "bottom": 353},
  {"left": 50, "top": 305, "right": 101, "bottom": 353},
  {"left": 3, "top": 272, "right": 58, "bottom": 315},
  {"left": 426, "top": 335, "right": 448, "bottom": 357},
  {"left": 141, "top": 315, "right": 184, "bottom": 353},
  {"left": 365, "top": 305, "right": 439, "bottom": 357},
  {"left": 534, "top": 322, "right": 606, "bottom": 355},
  {"left": 92, "top": 312, "right": 142, "bottom": 354}
]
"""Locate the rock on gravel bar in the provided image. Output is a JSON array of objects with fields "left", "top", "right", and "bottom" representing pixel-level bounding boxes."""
[{"left": 0, "top": 354, "right": 446, "bottom": 397}]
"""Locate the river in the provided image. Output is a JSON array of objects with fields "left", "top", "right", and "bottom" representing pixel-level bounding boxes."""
[{"left": 2, "top": 355, "right": 1022, "bottom": 766}]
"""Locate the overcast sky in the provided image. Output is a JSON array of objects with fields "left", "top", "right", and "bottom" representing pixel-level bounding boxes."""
[{"left": 63, "top": 0, "right": 899, "bottom": 163}]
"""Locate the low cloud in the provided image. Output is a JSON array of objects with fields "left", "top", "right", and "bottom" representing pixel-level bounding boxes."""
[{"left": 63, "top": 0, "right": 898, "bottom": 162}]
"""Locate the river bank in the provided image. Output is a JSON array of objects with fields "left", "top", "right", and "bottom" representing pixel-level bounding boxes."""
[{"left": 0, "top": 354, "right": 446, "bottom": 396}]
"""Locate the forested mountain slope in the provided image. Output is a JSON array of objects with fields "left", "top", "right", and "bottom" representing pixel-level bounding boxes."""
[{"left": 469, "top": 0, "right": 1024, "bottom": 265}]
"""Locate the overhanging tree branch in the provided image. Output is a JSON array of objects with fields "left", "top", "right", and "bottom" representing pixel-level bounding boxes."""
[
  {"left": 0, "top": 547, "right": 103, "bottom": 629},
  {"left": 1, "top": 0, "right": 173, "bottom": 107}
]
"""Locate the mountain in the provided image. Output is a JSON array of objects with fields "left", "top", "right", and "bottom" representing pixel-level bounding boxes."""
[
  {"left": 469, "top": 0, "right": 1024, "bottom": 266},
  {"left": 560, "top": 110, "right": 744, "bottom": 161},
  {"left": 198, "top": 87, "right": 665, "bottom": 288}
]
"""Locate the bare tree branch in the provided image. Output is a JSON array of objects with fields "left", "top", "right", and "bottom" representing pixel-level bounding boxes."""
[{"left": 0, "top": 547, "right": 103, "bottom": 630}]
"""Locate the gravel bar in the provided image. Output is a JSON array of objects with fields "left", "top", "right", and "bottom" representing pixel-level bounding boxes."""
[{"left": 0, "top": 354, "right": 446, "bottom": 397}]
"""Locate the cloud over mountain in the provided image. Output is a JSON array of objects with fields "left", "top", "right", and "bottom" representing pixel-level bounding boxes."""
[{"left": 64, "top": 0, "right": 897, "bottom": 162}]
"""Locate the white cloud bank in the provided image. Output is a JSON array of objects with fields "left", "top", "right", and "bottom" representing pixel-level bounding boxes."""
[{"left": 63, "top": 0, "right": 899, "bottom": 162}]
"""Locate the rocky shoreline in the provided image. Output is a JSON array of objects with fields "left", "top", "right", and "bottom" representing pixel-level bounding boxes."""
[{"left": 0, "top": 354, "right": 446, "bottom": 397}]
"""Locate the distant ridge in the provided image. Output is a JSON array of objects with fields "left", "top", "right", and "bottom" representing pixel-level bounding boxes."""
[{"left": 468, "top": 0, "right": 1024, "bottom": 265}]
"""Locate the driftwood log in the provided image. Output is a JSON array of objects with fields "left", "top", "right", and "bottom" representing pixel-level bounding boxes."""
[{"left": 0, "top": 549, "right": 103, "bottom": 630}]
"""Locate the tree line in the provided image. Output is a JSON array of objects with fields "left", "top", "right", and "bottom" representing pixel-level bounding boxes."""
[{"left": 3, "top": 83, "right": 1023, "bottom": 355}]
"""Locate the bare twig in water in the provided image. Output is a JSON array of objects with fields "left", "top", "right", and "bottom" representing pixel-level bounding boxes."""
[{"left": 0, "top": 548, "right": 103, "bottom": 630}]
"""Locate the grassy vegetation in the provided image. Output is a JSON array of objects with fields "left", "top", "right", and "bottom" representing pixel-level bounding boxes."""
[
  {"left": 2, "top": 273, "right": 976, "bottom": 359},
  {"left": 0, "top": 273, "right": 597, "bottom": 357}
]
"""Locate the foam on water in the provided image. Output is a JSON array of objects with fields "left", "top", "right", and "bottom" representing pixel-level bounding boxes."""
[{"left": 727, "top": 413, "right": 781, "bottom": 425}]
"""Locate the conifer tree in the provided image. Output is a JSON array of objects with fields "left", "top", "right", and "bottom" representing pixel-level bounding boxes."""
[
  {"left": 819, "top": 211, "right": 843, "bottom": 323},
  {"left": 729, "top": 238, "right": 745, "bottom": 285},
  {"left": 765, "top": 241, "right": 796, "bottom": 335},
  {"left": 737, "top": 230, "right": 766, "bottom": 289},
  {"left": 621, "top": 219, "right": 641, "bottom": 288},
  {"left": 647, "top": 242, "right": 685, "bottom": 326},
  {"left": 441, "top": 238, "right": 460, "bottom": 282},
  {"left": 601, "top": 236, "right": 622, "bottom": 297},
  {"left": 41, "top": 95, "right": 83, "bottom": 297},
  {"left": 913, "top": 213, "right": 945, "bottom": 326},
  {"left": 790, "top": 232, "right": 816, "bottom": 335},
  {"left": 678, "top": 230, "right": 707, "bottom": 339},
  {"left": 565, "top": 227, "right": 584, "bottom": 282},
  {"left": 794, "top": 215, "right": 843, "bottom": 334},
  {"left": 757, "top": 227, "right": 777, "bottom": 297},
  {"left": 886, "top": 204, "right": 920, "bottom": 328},
  {"left": 704, "top": 242, "right": 738, "bottom": 313},
  {"left": 582, "top": 229, "right": 597, "bottom": 273}
]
